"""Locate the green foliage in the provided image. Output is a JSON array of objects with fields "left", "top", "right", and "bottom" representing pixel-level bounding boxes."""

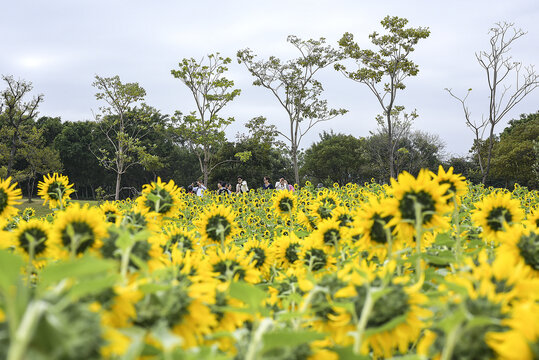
[
  {"left": 171, "top": 53, "right": 241, "bottom": 185},
  {"left": 238, "top": 36, "right": 347, "bottom": 184}
]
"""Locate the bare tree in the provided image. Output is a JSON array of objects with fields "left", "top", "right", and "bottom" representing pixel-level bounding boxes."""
[
  {"left": 0, "top": 75, "right": 44, "bottom": 177},
  {"left": 446, "top": 22, "right": 539, "bottom": 183},
  {"left": 238, "top": 36, "right": 347, "bottom": 185}
]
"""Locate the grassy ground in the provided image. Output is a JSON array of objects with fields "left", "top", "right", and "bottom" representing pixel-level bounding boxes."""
[{"left": 14, "top": 198, "right": 99, "bottom": 217}]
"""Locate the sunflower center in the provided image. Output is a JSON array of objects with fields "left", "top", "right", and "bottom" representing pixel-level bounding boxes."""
[
  {"left": 323, "top": 228, "right": 341, "bottom": 247},
  {"left": 399, "top": 190, "right": 436, "bottom": 225},
  {"left": 369, "top": 213, "right": 392, "bottom": 244},
  {"left": 490, "top": 277, "right": 514, "bottom": 294},
  {"left": 206, "top": 215, "right": 232, "bottom": 242},
  {"left": 169, "top": 234, "right": 193, "bottom": 250},
  {"left": 61, "top": 221, "right": 95, "bottom": 254},
  {"left": 104, "top": 210, "right": 118, "bottom": 223},
  {"left": 212, "top": 260, "right": 246, "bottom": 281},
  {"left": 278, "top": 197, "right": 294, "bottom": 212},
  {"left": 517, "top": 232, "right": 539, "bottom": 270},
  {"left": 338, "top": 214, "right": 354, "bottom": 227},
  {"left": 303, "top": 248, "right": 327, "bottom": 271},
  {"left": 368, "top": 284, "right": 409, "bottom": 328},
  {"left": 18, "top": 227, "right": 48, "bottom": 255},
  {"left": 144, "top": 187, "right": 173, "bottom": 214},
  {"left": 486, "top": 207, "right": 513, "bottom": 232},
  {"left": 0, "top": 189, "right": 8, "bottom": 213},
  {"left": 316, "top": 205, "right": 333, "bottom": 220},
  {"left": 247, "top": 247, "right": 266, "bottom": 268},
  {"left": 285, "top": 243, "right": 300, "bottom": 264},
  {"left": 47, "top": 181, "right": 66, "bottom": 200}
]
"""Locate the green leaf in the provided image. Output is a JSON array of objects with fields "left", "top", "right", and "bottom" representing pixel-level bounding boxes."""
[
  {"left": 39, "top": 256, "right": 115, "bottom": 290},
  {"left": 67, "top": 273, "right": 119, "bottom": 299},
  {"left": 330, "top": 346, "right": 370, "bottom": 360},
  {"left": 228, "top": 281, "right": 266, "bottom": 314},
  {"left": 364, "top": 314, "right": 407, "bottom": 336},
  {"left": 434, "top": 232, "right": 454, "bottom": 246},
  {"left": 0, "top": 250, "right": 23, "bottom": 292},
  {"left": 262, "top": 330, "right": 326, "bottom": 352}
]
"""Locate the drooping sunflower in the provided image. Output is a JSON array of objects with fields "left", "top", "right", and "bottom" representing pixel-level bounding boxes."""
[
  {"left": 486, "top": 300, "right": 539, "bottom": 360},
  {"left": 431, "top": 165, "right": 467, "bottom": 205},
  {"left": 135, "top": 177, "right": 183, "bottom": 219},
  {"left": 195, "top": 204, "right": 238, "bottom": 247},
  {"left": 99, "top": 201, "right": 123, "bottom": 225},
  {"left": 309, "top": 191, "right": 341, "bottom": 222},
  {"left": 158, "top": 226, "right": 199, "bottom": 253},
  {"left": 386, "top": 170, "right": 451, "bottom": 240},
  {"left": 50, "top": 203, "right": 108, "bottom": 259},
  {"left": 273, "top": 190, "right": 297, "bottom": 218},
  {"left": 334, "top": 264, "right": 431, "bottom": 359},
  {"left": 497, "top": 226, "right": 539, "bottom": 276},
  {"left": 37, "top": 173, "right": 75, "bottom": 209},
  {"left": 0, "top": 177, "right": 22, "bottom": 226},
  {"left": 9, "top": 219, "right": 53, "bottom": 265},
  {"left": 471, "top": 192, "right": 524, "bottom": 242}
]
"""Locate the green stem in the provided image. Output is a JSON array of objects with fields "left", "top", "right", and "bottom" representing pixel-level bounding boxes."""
[
  {"left": 7, "top": 300, "right": 48, "bottom": 360},
  {"left": 26, "top": 240, "right": 36, "bottom": 285},
  {"left": 245, "top": 318, "right": 273, "bottom": 360},
  {"left": 353, "top": 286, "right": 374, "bottom": 355},
  {"left": 440, "top": 322, "right": 461, "bottom": 360},
  {"left": 414, "top": 202, "right": 424, "bottom": 283},
  {"left": 452, "top": 196, "right": 462, "bottom": 266},
  {"left": 121, "top": 245, "right": 133, "bottom": 281}
]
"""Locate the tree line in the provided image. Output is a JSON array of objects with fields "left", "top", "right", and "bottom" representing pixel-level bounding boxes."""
[{"left": 1, "top": 16, "right": 537, "bottom": 200}]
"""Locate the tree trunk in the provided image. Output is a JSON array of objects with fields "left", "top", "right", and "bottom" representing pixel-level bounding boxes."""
[
  {"left": 7, "top": 132, "right": 17, "bottom": 177},
  {"left": 292, "top": 144, "right": 299, "bottom": 185},
  {"left": 482, "top": 126, "right": 496, "bottom": 184},
  {"left": 115, "top": 172, "right": 121, "bottom": 200},
  {"left": 27, "top": 177, "right": 34, "bottom": 203},
  {"left": 387, "top": 111, "right": 395, "bottom": 180}
]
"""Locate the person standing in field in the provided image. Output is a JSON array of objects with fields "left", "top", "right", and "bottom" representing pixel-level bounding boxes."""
[
  {"left": 236, "top": 176, "right": 249, "bottom": 194},
  {"left": 262, "top": 176, "right": 274, "bottom": 190},
  {"left": 275, "top": 177, "right": 288, "bottom": 190}
]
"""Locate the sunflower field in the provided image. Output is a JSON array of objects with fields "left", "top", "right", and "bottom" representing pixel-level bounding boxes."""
[{"left": 0, "top": 168, "right": 538, "bottom": 360}]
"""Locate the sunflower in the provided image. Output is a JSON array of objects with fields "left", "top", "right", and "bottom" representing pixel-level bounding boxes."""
[
  {"left": 431, "top": 165, "right": 467, "bottom": 205},
  {"left": 332, "top": 206, "right": 355, "bottom": 228},
  {"left": 310, "top": 218, "right": 348, "bottom": 251},
  {"left": 195, "top": 204, "right": 238, "bottom": 247},
  {"left": 241, "top": 238, "right": 275, "bottom": 279},
  {"left": 334, "top": 265, "right": 431, "bottom": 358},
  {"left": 486, "top": 300, "right": 539, "bottom": 360},
  {"left": 100, "top": 201, "right": 123, "bottom": 225},
  {"left": 309, "top": 191, "right": 341, "bottom": 222},
  {"left": 353, "top": 196, "right": 398, "bottom": 260},
  {"left": 497, "top": 226, "right": 539, "bottom": 276},
  {"left": 37, "top": 173, "right": 75, "bottom": 209},
  {"left": 273, "top": 190, "right": 297, "bottom": 218},
  {"left": 471, "top": 192, "right": 524, "bottom": 242},
  {"left": 50, "top": 203, "right": 108, "bottom": 259},
  {"left": 525, "top": 207, "right": 539, "bottom": 230},
  {"left": 206, "top": 247, "right": 260, "bottom": 284},
  {"left": 21, "top": 207, "right": 36, "bottom": 221},
  {"left": 386, "top": 170, "right": 451, "bottom": 239},
  {"left": 159, "top": 226, "right": 198, "bottom": 253},
  {"left": 273, "top": 233, "right": 303, "bottom": 269},
  {"left": 300, "top": 236, "right": 336, "bottom": 273},
  {"left": 135, "top": 177, "right": 183, "bottom": 219},
  {"left": 9, "top": 219, "right": 53, "bottom": 264},
  {"left": 0, "top": 177, "right": 22, "bottom": 226}
]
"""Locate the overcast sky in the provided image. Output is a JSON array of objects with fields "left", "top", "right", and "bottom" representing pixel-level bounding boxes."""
[{"left": 2, "top": 0, "right": 538, "bottom": 157}]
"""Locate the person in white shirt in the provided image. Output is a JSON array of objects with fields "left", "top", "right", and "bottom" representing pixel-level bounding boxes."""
[
  {"left": 194, "top": 180, "right": 206, "bottom": 197},
  {"left": 236, "top": 176, "right": 249, "bottom": 194},
  {"left": 275, "top": 177, "right": 288, "bottom": 190}
]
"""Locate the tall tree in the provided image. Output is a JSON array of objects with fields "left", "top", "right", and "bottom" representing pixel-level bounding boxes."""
[
  {"left": 238, "top": 36, "right": 347, "bottom": 185},
  {"left": 0, "top": 75, "right": 44, "bottom": 177},
  {"left": 92, "top": 75, "right": 156, "bottom": 200},
  {"left": 171, "top": 53, "right": 241, "bottom": 186},
  {"left": 337, "top": 16, "right": 430, "bottom": 180},
  {"left": 446, "top": 22, "right": 539, "bottom": 184}
]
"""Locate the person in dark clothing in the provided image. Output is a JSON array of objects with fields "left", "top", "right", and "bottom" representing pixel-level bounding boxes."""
[{"left": 262, "top": 176, "right": 274, "bottom": 190}]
